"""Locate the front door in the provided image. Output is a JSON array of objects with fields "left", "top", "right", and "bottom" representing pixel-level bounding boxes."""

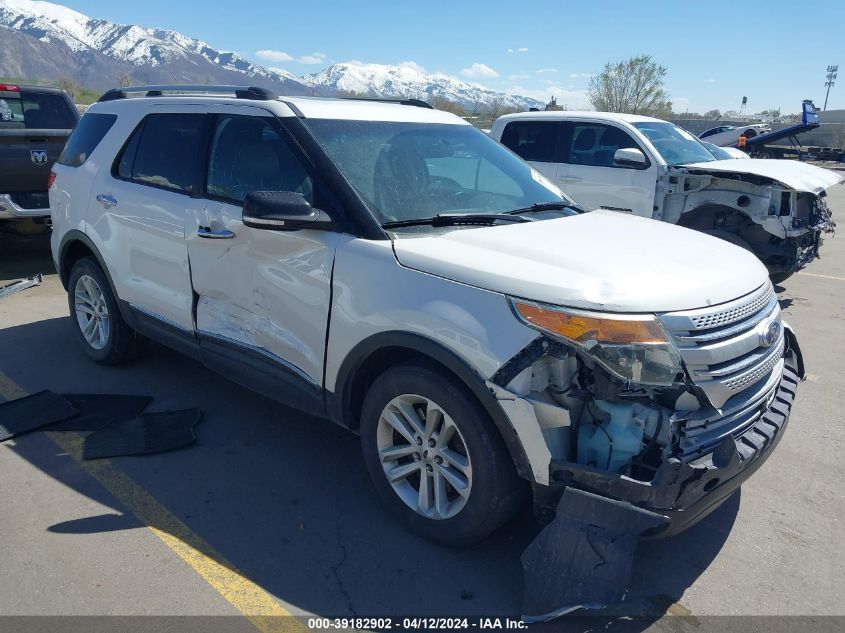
[
  {"left": 185, "top": 110, "right": 341, "bottom": 408},
  {"left": 557, "top": 122, "right": 657, "bottom": 217}
]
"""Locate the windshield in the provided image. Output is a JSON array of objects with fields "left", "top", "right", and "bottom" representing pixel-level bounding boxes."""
[
  {"left": 633, "top": 122, "right": 715, "bottom": 166},
  {"left": 0, "top": 92, "right": 77, "bottom": 129},
  {"left": 702, "top": 142, "right": 735, "bottom": 161},
  {"left": 302, "top": 120, "right": 571, "bottom": 225}
]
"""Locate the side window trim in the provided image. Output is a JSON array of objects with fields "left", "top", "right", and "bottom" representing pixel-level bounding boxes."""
[{"left": 110, "top": 112, "right": 209, "bottom": 197}]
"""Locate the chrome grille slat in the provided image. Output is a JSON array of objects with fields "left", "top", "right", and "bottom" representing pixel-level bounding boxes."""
[{"left": 660, "top": 282, "right": 785, "bottom": 432}]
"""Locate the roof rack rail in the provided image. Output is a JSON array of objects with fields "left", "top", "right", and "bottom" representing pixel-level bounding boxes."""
[
  {"left": 97, "top": 85, "right": 276, "bottom": 103},
  {"left": 335, "top": 96, "right": 434, "bottom": 109}
]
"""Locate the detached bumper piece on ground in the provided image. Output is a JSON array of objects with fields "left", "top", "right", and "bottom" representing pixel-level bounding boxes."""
[
  {"left": 0, "top": 273, "right": 43, "bottom": 301},
  {"left": 0, "top": 390, "right": 201, "bottom": 459}
]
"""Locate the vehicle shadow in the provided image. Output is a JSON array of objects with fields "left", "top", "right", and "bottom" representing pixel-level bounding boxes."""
[{"left": 1, "top": 316, "right": 736, "bottom": 623}]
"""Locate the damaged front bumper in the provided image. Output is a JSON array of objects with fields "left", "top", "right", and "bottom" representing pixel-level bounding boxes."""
[
  {"left": 519, "top": 334, "right": 803, "bottom": 620},
  {"left": 548, "top": 333, "right": 801, "bottom": 538}
]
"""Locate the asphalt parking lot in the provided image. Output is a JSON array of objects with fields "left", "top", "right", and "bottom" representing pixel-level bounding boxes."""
[{"left": 1, "top": 183, "right": 844, "bottom": 629}]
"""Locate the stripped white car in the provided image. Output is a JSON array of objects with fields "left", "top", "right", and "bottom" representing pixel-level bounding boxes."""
[{"left": 492, "top": 111, "right": 841, "bottom": 281}]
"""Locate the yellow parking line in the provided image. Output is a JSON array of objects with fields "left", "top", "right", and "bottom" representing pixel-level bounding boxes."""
[
  {"left": 0, "top": 370, "right": 302, "bottom": 633},
  {"left": 797, "top": 271, "right": 845, "bottom": 282}
]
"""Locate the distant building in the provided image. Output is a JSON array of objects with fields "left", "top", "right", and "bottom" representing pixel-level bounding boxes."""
[{"left": 545, "top": 96, "right": 563, "bottom": 111}]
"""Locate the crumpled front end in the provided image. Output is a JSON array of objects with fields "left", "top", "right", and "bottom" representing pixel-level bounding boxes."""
[
  {"left": 491, "top": 283, "right": 804, "bottom": 619},
  {"left": 659, "top": 166, "right": 838, "bottom": 278}
]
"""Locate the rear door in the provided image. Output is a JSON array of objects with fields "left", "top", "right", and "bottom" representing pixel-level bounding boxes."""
[
  {"left": 0, "top": 87, "right": 78, "bottom": 195},
  {"left": 557, "top": 121, "right": 657, "bottom": 216},
  {"left": 185, "top": 107, "right": 342, "bottom": 403},
  {"left": 88, "top": 107, "right": 206, "bottom": 331},
  {"left": 497, "top": 119, "right": 566, "bottom": 182}
]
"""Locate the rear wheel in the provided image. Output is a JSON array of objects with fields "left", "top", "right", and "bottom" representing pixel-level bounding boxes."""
[
  {"left": 360, "top": 363, "right": 524, "bottom": 545},
  {"left": 67, "top": 257, "right": 144, "bottom": 365}
]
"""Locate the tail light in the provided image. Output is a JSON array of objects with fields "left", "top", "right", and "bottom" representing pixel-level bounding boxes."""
[
  {"left": 0, "top": 84, "right": 20, "bottom": 92},
  {"left": 47, "top": 171, "right": 57, "bottom": 189}
]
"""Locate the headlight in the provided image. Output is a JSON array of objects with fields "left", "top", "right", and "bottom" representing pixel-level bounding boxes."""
[{"left": 511, "top": 301, "right": 683, "bottom": 386}]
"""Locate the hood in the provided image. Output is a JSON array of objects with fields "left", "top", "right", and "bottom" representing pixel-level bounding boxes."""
[
  {"left": 679, "top": 159, "right": 844, "bottom": 193},
  {"left": 392, "top": 210, "right": 770, "bottom": 313}
]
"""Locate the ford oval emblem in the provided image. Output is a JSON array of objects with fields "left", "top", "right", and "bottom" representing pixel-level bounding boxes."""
[{"left": 760, "top": 321, "right": 781, "bottom": 347}]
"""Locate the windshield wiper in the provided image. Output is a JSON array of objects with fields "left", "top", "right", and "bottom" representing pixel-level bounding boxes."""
[
  {"left": 504, "top": 201, "right": 577, "bottom": 216},
  {"left": 382, "top": 213, "right": 533, "bottom": 229}
]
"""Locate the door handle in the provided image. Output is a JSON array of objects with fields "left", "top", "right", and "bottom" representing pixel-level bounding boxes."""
[
  {"left": 197, "top": 226, "right": 236, "bottom": 240},
  {"left": 96, "top": 194, "right": 117, "bottom": 208},
  {"left": 558, "top": 176, "right": 582, "bottom": 183}
]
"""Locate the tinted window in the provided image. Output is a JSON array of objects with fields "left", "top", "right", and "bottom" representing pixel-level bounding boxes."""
[
  {"left": 568, "top": 123, "right": 640, "bottom": 167},
  {"left": 206, "top": 115, "right": 313, "bottom": 203},
  {"left": 500, "top": 121, "right": 560, "bottom": 162},
  {"left": 0, "top": 92, "right": 78, "bottom": 129},
  {"left": 126, "top": 114, "right": 205, "bottom": 193},
  {"left": 57, "top": 113, "right": 116, "bottom": 167}
]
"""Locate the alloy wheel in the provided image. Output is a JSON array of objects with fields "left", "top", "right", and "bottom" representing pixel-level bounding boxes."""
[
  {"left": 74, "top": 274, "right": 110, "bottom": 350},
  {"left": 376, "top": 394, "right": 473, "bottom": 520}
]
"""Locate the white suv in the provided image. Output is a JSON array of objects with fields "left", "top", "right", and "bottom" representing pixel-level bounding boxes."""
[{"left": 50, "top": 85, "right": 802, "bottom": 546}]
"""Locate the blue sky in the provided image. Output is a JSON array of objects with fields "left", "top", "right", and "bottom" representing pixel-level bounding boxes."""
[{"left": 64, "top": 0, "right": 845, "bottom": 113}]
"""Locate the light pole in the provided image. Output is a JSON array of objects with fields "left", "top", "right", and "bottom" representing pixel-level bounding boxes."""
[{"left": 823, "top": 65, "right": 837, "bottom": 110}]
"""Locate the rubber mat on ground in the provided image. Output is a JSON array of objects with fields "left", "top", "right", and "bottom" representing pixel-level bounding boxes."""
[
  {"left": 46, "top": 394, "right": 153, "bottom": 431},
  {"left": 82, "top": 409, "right": 202, "bottom": 460},
  {"left": 0, "top": 391, "right": 79, "bottom": 442}
]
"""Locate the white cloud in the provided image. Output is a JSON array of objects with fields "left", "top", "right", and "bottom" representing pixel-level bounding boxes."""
[
  {"left": 536, "top": 68, "right": 558, "bottom": 74},
  {"left": 507, "top": 47, "right": 529, "bottom": 53},
  {"left": 461, "top": 63, "right": 499, "bottom": 78},
  {"left": 704, "top": 78, "right": 716, "bottom": 83},
  {"left": 256, "top": 49, "right": 293, "bottom": 62},
  {"left": 568, "top": 72, "right": 593, "bottom": 78},
  {"left": 508, "top": 73, "right": 530, "bottom": 81},
  {"left": 298, "top": 52, "right": 326, "bottom": 64},
  {"left": 399, "top": 61, "right": 426, "bottom": 74},
  {"left": 507, "top": 48, "right": 514, "bottom": 53}
]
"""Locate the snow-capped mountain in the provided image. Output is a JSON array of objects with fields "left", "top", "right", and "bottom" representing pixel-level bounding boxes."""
[
  {"left": 0, "top": 0, "right": 541, "bottom": 110},
  {"left": 0, "top": 0, "right": 312, "bottom": 92},
  {"left": 303, "top": 62, "right": 542, "bottom": 111}
]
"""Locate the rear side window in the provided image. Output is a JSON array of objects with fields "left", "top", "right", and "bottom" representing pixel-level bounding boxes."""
[
  {"left": 500, "top": 121, "right": 562, "bottom": 162},
  {"left": 57, "top": 113, "right": 117, "bottom": 167},
  {"left": 116, "top": 114, "right": 205, "bottom": 194},
  {"left": 0, "top": 92, "right": 77, "bottom": 129}
]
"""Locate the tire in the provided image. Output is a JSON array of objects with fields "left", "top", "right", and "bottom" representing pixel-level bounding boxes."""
[
  {"left": 705, "top": 229, "right": 752, "bottom": 252},
  {"left": 360, "top": 362, "right": 525, "bottom": 546},
  {"left": 67, "top": 257, "right": 144, "bottom": 365},
  {"left": 768, "top": 271, "right": 792, "bottom": 285}
]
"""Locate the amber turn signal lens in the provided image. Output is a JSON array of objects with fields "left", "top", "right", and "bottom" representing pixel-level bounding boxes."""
[{"left": 513, "top": 302, "right": 668, "bottom": 345}]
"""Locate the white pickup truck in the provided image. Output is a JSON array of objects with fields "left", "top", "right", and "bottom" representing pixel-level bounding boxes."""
[{"left": 491, "top": 111, "right": 841, "bottom": 281}]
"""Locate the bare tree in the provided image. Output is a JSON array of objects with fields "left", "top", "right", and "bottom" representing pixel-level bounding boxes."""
[
  {"left": 429, "top": 96, "right": 464, "bottom": 114},
  {"left": 57, "top": 77, "right": 77, "bottom": 99},
  {"left": 117, "top": 72, "right": 132, "bottom": 88},
  {"left": 702, "top": 109, "right": 721, "bottom": 119},
  {"left": 588, "top": 55, "right": 672, "bottom": 118},
  {"left": 486, "top": 96, "right": 507, "bottom": 120}
]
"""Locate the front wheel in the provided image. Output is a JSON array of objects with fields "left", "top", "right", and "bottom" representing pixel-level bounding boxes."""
[{"left": 360, "top": 363, "right": 524, "bottom": 545}]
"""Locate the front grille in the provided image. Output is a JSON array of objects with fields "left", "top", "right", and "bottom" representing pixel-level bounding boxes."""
[
  {"left": 688, "top": 285, "right": 774, "bottom": 330},
  {"left": 660, "top": 282, "right": 784, "bottom": 409}
]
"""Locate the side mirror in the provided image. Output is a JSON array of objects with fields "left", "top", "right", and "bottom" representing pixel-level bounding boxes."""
[
  {"left": 242, "top": 191, "right": 334, "bottom": 231},
  {"left": 613, "top": 147, "right": 648, "bottom": 169}
]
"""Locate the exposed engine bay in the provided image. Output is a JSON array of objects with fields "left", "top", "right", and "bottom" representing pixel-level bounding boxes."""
[{"left": 658, "top": 169, "right": 837, "bottom": 277}]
